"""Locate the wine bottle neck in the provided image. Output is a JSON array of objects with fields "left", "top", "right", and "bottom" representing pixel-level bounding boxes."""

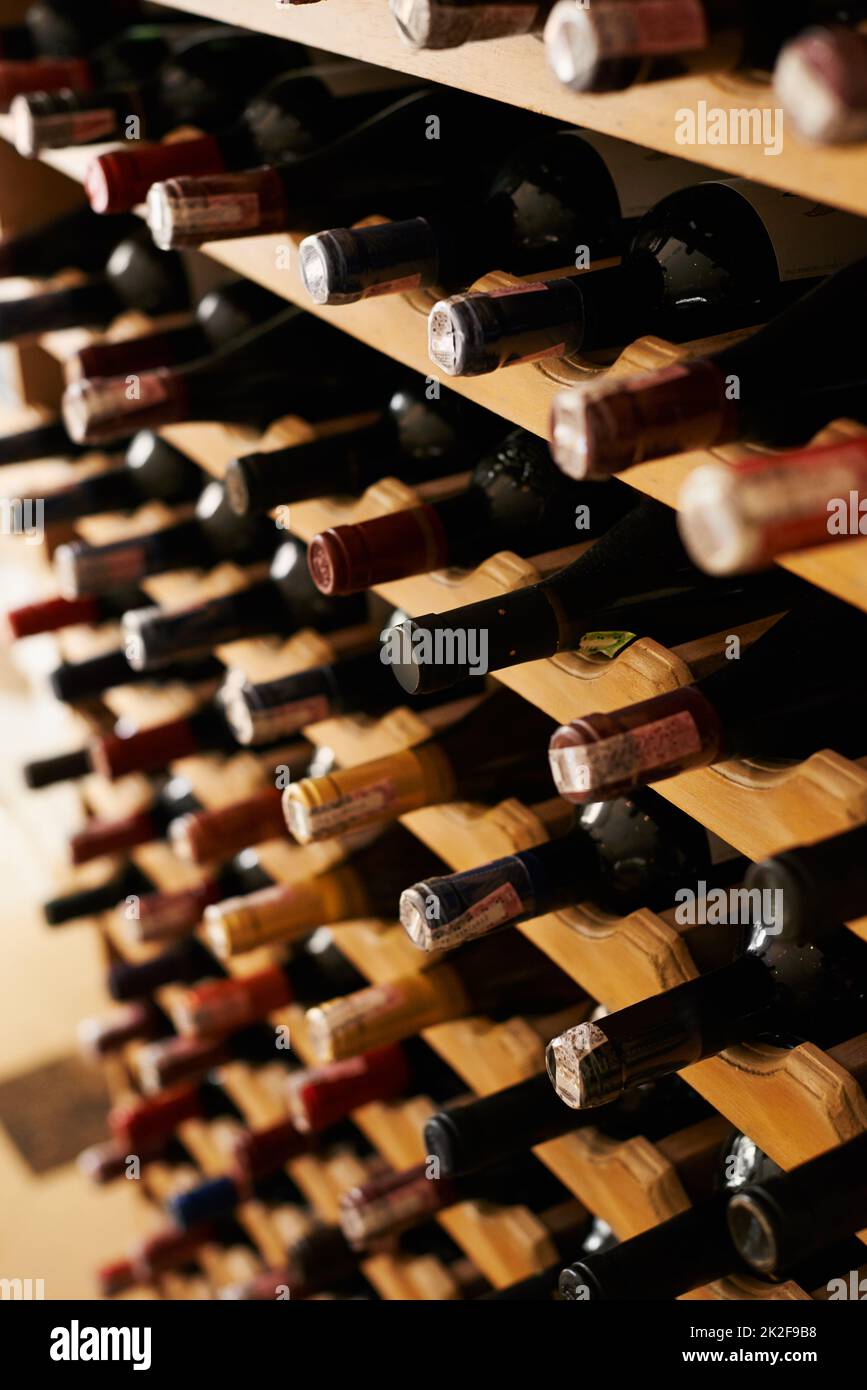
[
  {"left": 40, "top": 466, "right": 145, "bottom": 527},
  {"left": 0, "top": 277, "right": 121, "bottom": 342},
  {"left": 560, "top": 1191, "right": 738, "bottom": 1300},
  {"left": 400, "top": 830, "right": 599, "bottom": 952},
  {"left": 425, "top": 1071, "right": 592, "bottom": 1176},
  {"left": 546, "top": 953, "right": 778, "bottom": 1107},
  {"left": 225, "top": 417, "right": 395, "bottom": 514},
  {"left": 122, "top": 582, "right": 282, "bottom": 669},
  {"left": 0, "top": 417, "right": 81, "bottom": 466}
]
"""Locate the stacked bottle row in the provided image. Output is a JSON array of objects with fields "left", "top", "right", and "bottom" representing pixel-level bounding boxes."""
[
  {"left": 2, "top": 6, "right": 865, "bottom": 1301},
  {"left": 4, "top": 3, "right": 864, "bottom": 148},
  {"left": 2, "top": 32, "right": 867, "bottom": 582}
]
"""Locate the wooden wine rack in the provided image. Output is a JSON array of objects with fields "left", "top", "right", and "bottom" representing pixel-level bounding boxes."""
[{"left": 4, "top": 0, "right": 867, "bottom": 1300}]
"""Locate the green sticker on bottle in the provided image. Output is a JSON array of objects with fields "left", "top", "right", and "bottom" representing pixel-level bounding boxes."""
[{"left": 578, "top": 631, "right": 637, "bottom": 661}]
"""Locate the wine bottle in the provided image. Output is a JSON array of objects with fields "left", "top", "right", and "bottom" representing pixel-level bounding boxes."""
[
  {"left": 282, "top": 690, "right": 557, "bottom": 845},
  {"left": 277, "top": 1212, "right": 462, "bottom": 1298},
  {"left": 41, "top": 861, "right": 152, "bottom": 927},
  {"left": 338, "top": 1155, "right": 575, "bottom": 1249},
  {"left": 400, "top": 791, "right": 744, "bottom": 952},
  {"left": 0, "top": 229, "right": 191, "bottom": 342},
  {"left": 549, "top": 256, "right": 867, "bottom": 478},
  {"left": 482, "top": 1217, "right": 617, "bottom": 1300},
  {"left": 0, "top": 21, "right": 197, "bottom": 111},
  {"left": 0, "top": 411, "right": 133, "bottom": 468},
  {"left": 22, "top": 744, "right": 93, "bottom": 788},
  {"left": 38, "top": 431, "right": 202, "bottom": 530},
  {"left": 425, "top": 1071, "right": 710, "bottom": 1176},
  {"left": 546, "top": 919, "right": 867, "bottom": 1110},
  {"left": 281, "top": 1225, "right": 374, "bottom": 1298},
  {"left": 0, "top": 205, "right": 139, "bottom": 279},
  {"left": 120, "top": 538, "right": 367, "bottom": 672},
  {"left": 560, "top": 1131, "right": 867, "bottom": 1299},
  {"left": 202, "top": 825, "right": 445, "bottom": 959},
  {"left": 775, "top": 25, "right": 867, "bottom": 145},
  {"left": 4, "top": 2, "right": 147, "bottom": 62},
  {"left": 221, "top": 641, "right": 478, "bottom": 749},
  {"left": 231, "top": 1117, "right": 322, "bottom": 1187},
  {"left": 136, "top": 1024, "right": 297, "bottom": 1094},
  {"left": 285, "top": 1040, "right": 461, "bottom": 1134},
  {"left": 85, "top": 698, "right": 315, "bottom": 781},
  {"left": 166, "top": 1168, "right": 307, "bottom": 1232},
  {"left": 300, "top": 129, "right": 713, "bottom": 304},
  {"left": 84, "top": 63, "right": 416, "bottom": 216},
  {"left": 79, "top": 1133, "right": 190, "bottom": 1186},
  {"left": 53, "top": 480, "right": 280, "bottom": 597},
  {"left": 542, "top": 0, "right": 867, "bottom": 94},
  {"left": 307, "top": 431, "right": 631, "bottom": 594},
  {"left": 70, "top": 278, "right": 284, "bottom": 382},
  {"left": 6, "top": 582, "right": 146, "bottom": 640},
  {"left": 77, "top": 998, "right": 171, "bottom": 1058},
  {"left": 143, "top": 87, "right": 540, "bottom": 249},
  {"left": 10, "top": 27, "right": 304, "bottom": 156},
  {"left": 307, "top": 933, "right": 582, "bottom": 1061},
  {"left": 108, "top": 936, "right": 224, "bottom": 1002},
  {"left": 67, "top": 776, "right": 200, "bottom": 866},
  {"left": 547, "top": 596, "right": 867, "bottom": 804},
  {"left": 727, "top": 1131, "right": 867, "bottom": 1276},
  {"left": 225, "top": 382, "right": 504, "bottom": 517},
  {"left": 385, "top": 498, "right": 810, "bottom": 695},
  {"left": 677, "top": 434, "right": 867, "bottom": 575},
  {"left": 168, "top": 786, "right": 294, "bottom": 865},
  {"left": 428, "top": 180, "right": 867, "bottom": 375},
  {"left": 49, "top": 649, "right": 222, "bottom": 704},
  {"left": 172, "top": 937, "right": 365, "bottom": 1037},
  {"left": 98, "top": 1218, "right": 256, "bottom": 1296},
  {"left": 744, "top": 823, "right": 867, "bottom": 944},
  {"left": 62, "top": 306, "right": 396, "bottom": 445},
  {"left": 120, "top": 853, "right": 276, "bottom": 944},
  {"left": 390, "top": 0, "right": 557, "bottom": 48}
]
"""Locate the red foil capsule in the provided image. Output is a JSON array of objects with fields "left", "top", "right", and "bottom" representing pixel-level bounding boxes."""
[
  {"left": 308, "top": 505, "right": 449, "bottom": 595},
  {"left": 286, "top": 1046, "right": 413, "bottom": 1133},
  {"left": 90, "top": 716, "right": 201, "bottom": 781},
  {"left": 84, "top": 135, "right": 227, "bottom": 215},
  {"left": 132, "top": 881, "right": 220, "bottom": 943},
  {"left": 233, "top": 1119, "right": 312, "bottom": 1181},
  {"left": 174, "top": 966, "right": 294, "bottom": 1038},
  {"left": 109, "top": 1083, "right": 203, "bottom": 1149},
  {"left": 4, "top": 593, "right": 101, "bottom": 640},
  {"left": 170, "top": 788, "right": 286, "bottom": 864},
  {"left": 548, "top": 687, "right": 723, "bottom": 804},
  {"left": 69, "top": 808, "right": 157, "bottom": 865},
  {"left": 0, "top": 57, "right": 91, "bottom": 111}
]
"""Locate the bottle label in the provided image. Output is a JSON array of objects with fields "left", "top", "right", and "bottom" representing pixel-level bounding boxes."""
[
  {"left": 550, "top": 712, "right": 702, "bottom": 794},
  {"left": 577, "top": 128, "right": 713, "bottom": 219},
  {"left": 723, "top": 181, "right": 867, "bottom": 281},
  {"left": 578, "top": 630, "right": 637, "bottom": 660},
  {"left": 305, "top": 778, "right": 396, "bottom": 835},
  {"left": 577, "top": 2, "right": 709, "bottom": 60},
  {"left": 485, "top": 282, "right": 549, "bottom": 298},
  {"left": 175, "top": 192, "right": 262, "bottom": 236},
  {"left": 436, "top": 882, "right": 526, "bottom": 947}
]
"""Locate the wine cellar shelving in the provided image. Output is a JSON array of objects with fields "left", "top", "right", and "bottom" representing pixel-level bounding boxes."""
[{"left": 4, "top": 0, "right": 867, "bottom": 1303}]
